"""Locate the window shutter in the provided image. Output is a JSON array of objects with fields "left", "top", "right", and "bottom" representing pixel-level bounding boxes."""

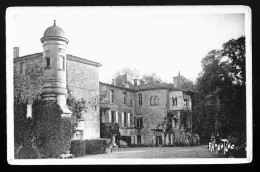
[
  {"left": 134, "top": 117, "right": 136, "bottom": 127},
  {"left": 108, "top": 111, "right": 111, "bottom": 123},
  {"left": 127, "top": 113, "right": 130, "bottom": 127},
  {"left": 122, "top": 112, "right": 124, "bottom": 127},
  {"left": 115, "top": 111, "right": 118, "bottom": 123}
]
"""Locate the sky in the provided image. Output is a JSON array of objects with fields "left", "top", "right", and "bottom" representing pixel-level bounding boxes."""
[{"left": 7, "top": 6, "right": 246, "bottom": 84}]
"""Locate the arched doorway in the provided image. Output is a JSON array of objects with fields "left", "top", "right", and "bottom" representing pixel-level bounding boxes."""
[{"left": 155, "top": 132, "right": 163, "bottom": 147}]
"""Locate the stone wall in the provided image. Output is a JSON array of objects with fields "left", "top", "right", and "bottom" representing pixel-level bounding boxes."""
[
  {"left": 13, "top": 53, "right": 101, "bottom": 140},
  {"left": 168, "top": 91, "right": 184, "bottom": 111},
  {"left": 99, "top": 83, "right": 135, "bottom": 129},
  {"left": 67, "top": 58, "right": 100, "bottom": 140},
  {"left": 135, "top": 89, "right": 168, "bottom": 145},
  {"left": 13, "top": 53, "right": 43, "bottom": 102}
]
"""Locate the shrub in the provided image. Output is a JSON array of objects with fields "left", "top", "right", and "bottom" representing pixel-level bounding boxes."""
[
  {"left": 17, "top": 146, "right": 39, "bottom": 159},
  {"left": 70, "top": 139, "right": 111, "bottom": 157},
  {"left": 70, "top": 140, "right": 86, "bottom": 157},
  {"left": 33, "top": 100, "right": 75, "bottom": 158},
  {"left": 85, "top": 139, "right": 111, "bottom": 155}
]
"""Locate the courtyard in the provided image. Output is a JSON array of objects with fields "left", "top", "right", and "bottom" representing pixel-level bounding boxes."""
[{"left": 77, "top": 145, "right": 226, "bottom": 159}]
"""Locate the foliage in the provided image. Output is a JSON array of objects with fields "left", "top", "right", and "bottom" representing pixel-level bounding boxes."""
[
  {"left": 180, "top": 111, "right": 192, "bottom": 130},
  {"left": 141, "top": 72, "right": 162, "bottom": 84},
  {"left": 100, "top": 123, "right": 120, "bottom": 139},
  {"left": 14, "top": 96, "right": 28, "bottom": 146},
  {"left": 17, "top": 146, "right": 39, "bottom": 159},
  {"left": 115, "top": 67, "right": 140, "bottom": 81},
  {"left": 193, "top": 36, "right": 246, "bottom": 144},
  {"left": 70, "top": 139, "right": 111, "bottom": 157},
  {"left": 70, "top": 140, "right": 86, "bottom": 157},
  {"left": 32, "top": 100, "right": 75, "bottom": 158},
  {"left": 85, "top": 139, "right": 111, "bottom": 155}
]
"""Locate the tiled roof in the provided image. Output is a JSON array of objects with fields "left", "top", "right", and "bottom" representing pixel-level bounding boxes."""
[
  {"left": 99, "top": 81, "right": 194, "bottom": 93},
  {"left": 132, "top": 83, "right": 170, "bottom": 91}
]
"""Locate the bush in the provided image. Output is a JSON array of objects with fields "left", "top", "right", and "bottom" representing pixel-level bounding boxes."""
[
  {"left": 85, "top": 139, "right": 111, "bottom": 155},
  {"left": 70, "top": 140, "right": 86, "bottom": 157},
  {"left": 33, "top": 100, "right": 75, "bottom": 158},
  {"left": 70, "top": 139, "right": 111, "bottom": 157},
  {"left": 17, "top": 146, "right": 39, "bottom": 159}
]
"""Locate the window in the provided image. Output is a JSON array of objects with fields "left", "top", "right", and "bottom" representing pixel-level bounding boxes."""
[
  {"left": 136, "top": 117, "right": 143, "bottom": 128},
  {"left": 172, "top": 97, "right": 178, "bottom": 106},
  {"left": 110, "top": 90, "right": 114, "bottom": 103},
  {"left": 184, "top": 99, "right": 188, "bottom": 107},
  {"left": 130, "top": 113, "right": 133, "bottom": 126},
  {"left": 137, "top": 135, "right": 142, "bottom": 144},
  {"left": 154, "top": 96, "right": 159, "bottom": 105},
  {"left": 60, "top": 55, "right": 65, "bottom": 70},
  {"left": 123, "top": 92, "right": 127, "bottom": 104},
  {"left": 46, "top": 57, "right": 50, "bottom": 67},
  {"left": 130, "top": 100, "right": 133, "bottom": 107},
  {"left": 20, "top": 62, "right": 25, "bottom": 74},
  {"left": 111, "top": 111, "right": 115, "bottom": 123},
  {"left": 124, "top": 112, "right": 127, "bottom": 127},
  {"left": 138, "top": 93, "right": 142, "bottom": 106},
  {"left": 150, "top": 96, "right": 154, "bottom": 106}
]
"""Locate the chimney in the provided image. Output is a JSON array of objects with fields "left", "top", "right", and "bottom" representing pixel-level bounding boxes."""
[
  {"left": 173, "top": 76, "right": 181, "bottom": 89},
  {"left": 133, "top": 79, "right": 138, "bottom": 86},
  {"left": 112, "top": 79, "right": 116, "bottom": 86},
  {"left": 13, "top": 47, "right": 19, "bottom": 58}
]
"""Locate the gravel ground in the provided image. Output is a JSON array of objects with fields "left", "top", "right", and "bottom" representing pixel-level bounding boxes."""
[{"left": 77, "top": 145, "right": 227, "bottom": 159}]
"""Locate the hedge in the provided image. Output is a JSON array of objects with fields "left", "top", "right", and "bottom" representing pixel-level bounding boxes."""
[
  {"left": 70, "top": 140, "right": 86, "bottom": 157},
  {"left": 70, "top": 139, "right": 111, "bottom": 157},
  {"left": 17, "top": 146, "right": 39, "bottom": 159}
]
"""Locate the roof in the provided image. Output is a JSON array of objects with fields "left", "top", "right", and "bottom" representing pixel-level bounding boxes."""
[
  {"left": 40, "top": 20, "right": 69, "bottom": 44},
  {"left": 99, "top": 81, "right": 196, "bottom": 94},
  {"left": 99, "top": 82, "right": 135, "bottom": 91},
  {"left": 13, "top": 52, "right": 102, "bottom": 67},
  {"left": 132, "top": 83, "right": 170, "bottom": 91},
  {"left": 67, "top": 54, "right": 102, "bottom": 67},
  {"left": 43, "top": 20, "right": 66, "bottom": 38}
]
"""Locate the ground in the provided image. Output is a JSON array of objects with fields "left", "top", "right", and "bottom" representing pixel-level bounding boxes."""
[{"left": 77, "top": 145, "right": 227, "bottom": 158}]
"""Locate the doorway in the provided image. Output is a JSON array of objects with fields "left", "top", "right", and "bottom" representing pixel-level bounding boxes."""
[{"left": 156, "top": 135, "right": 163, "bottom": 146}]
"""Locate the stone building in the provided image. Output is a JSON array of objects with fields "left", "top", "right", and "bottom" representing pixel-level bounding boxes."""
[
  {"left": 13, "top": 21, "right": 195, "bottom": 145},
  {"left": 13, "top": 21, "right": 101, "bottom": 140},
  {"left": 99, "top": 74, "right": 195, "bottom": 146}
]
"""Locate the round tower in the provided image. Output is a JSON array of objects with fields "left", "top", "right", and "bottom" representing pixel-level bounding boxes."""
[{"left": 40, "top": 20, "right": 71, "bottom": 116}]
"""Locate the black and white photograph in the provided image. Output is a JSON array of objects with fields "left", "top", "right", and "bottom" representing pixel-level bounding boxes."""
[{"left": 6, "top": 6, "right": 252, "bottom": 164}]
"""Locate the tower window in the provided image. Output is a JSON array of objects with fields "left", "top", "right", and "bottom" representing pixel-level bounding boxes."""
[
  {"left": 60, "top": 55, "right": 65, "bottom": 70},
  {"left": 46, "top": 57, "right": 50, "bottom": 67}
]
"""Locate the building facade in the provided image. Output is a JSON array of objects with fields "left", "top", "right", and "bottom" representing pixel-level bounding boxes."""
[{"left": 99, "top": 76, "right": 194, "bottom": 146}]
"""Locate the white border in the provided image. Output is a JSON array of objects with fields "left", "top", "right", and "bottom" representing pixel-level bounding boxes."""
[{"left": 6, "top": 5, "right": 252, "bottom": 165}]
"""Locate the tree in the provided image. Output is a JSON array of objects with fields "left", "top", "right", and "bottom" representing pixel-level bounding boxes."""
[
  {"left": 141, "top": 72, "right": 162, "bottom": 84},
  {"left": 193, "top": 36, "right": 246, "bottom": 145},
  {"left": 115, "top": 67, "right": 140, "bottom": 81}
]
